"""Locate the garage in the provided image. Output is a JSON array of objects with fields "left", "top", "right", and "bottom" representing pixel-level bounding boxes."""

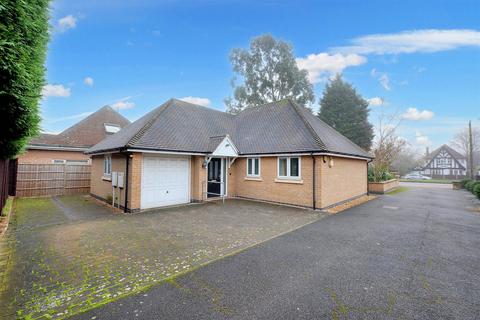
[{"left": 141, "top": 155, "right": 190, "bottom": 209}]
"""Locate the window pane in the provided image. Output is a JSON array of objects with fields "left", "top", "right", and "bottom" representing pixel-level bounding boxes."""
[
  {"left": 247, "top": 158, "right": 252, "bottom": 175},
  {"left": 279, "top": 158, "right": 287, "bottom": 176},
  {"left": 254, "top": 158, "right": 259, "bottom": 175},
  {"left": 290, "top": 158, "right": 299, "bottom": 177}
]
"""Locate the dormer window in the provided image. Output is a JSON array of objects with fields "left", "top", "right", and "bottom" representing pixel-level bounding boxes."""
[{"left": 104, "top": 123, "right": 121, "bottom": 134}]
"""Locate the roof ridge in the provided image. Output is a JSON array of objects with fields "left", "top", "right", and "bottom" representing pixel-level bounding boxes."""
[
  {"left": 172, "top": 98, "right": 234, "bottom": 116},
  {"left": 288, "top": 99, "right": 326, "bottom": 150},
  {"left": 127, "top": 99, "right": 174, "bottom": 147},
  {"left": 60, "top": 105, "right": 130, "bottom": 136}
]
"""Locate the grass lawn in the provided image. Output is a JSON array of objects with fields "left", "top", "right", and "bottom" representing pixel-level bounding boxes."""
[
  {"left": 400, "top": 179, "right": 454, "bottom": 184},
  {"left": 387, "top": 187, "right": 411, "bottom": 195}
]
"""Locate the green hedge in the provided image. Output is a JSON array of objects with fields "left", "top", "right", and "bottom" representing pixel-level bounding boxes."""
[
  {"left": 462, "top": 179, "right": 480, "bottom": 199},
  {"left": 474, "top": 184, "right": 480, "bottom": 198}
]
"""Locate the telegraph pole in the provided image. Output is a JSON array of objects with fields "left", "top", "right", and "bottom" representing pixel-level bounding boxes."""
[{"left": 469, "top": 120, "right": 474, "bottom": 179}]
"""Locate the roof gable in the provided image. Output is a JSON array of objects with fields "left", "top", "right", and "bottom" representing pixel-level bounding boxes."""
[
  {"left": 210, "top": 135, "right": 238, "bottom": 157},
  {"left": 30, "top": 106, "right": 131, "bottom": 148}
]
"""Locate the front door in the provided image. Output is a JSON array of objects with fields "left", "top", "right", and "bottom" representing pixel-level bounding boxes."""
[{"left": 207, "top": 158, "right": 223, "bottom": 198}]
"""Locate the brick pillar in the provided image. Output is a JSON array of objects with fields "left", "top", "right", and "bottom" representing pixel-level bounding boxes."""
[{"left": 129, "top": 153, "right": 143, "bottom": 211}]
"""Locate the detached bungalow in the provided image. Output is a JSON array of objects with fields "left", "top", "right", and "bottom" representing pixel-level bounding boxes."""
[{"left": 86, "top": 98, "right": 372, "bottom": 212}]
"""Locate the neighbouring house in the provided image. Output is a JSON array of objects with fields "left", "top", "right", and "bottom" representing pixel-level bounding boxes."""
[
  {"left": 18, "top": 106, "right": 130, "bottom": 165},
  {"left": 86, "top": 98, "right": 373, "bottom": 212},
  {"left": 421, "top": 144, "right": 467, "bottom": 179}
]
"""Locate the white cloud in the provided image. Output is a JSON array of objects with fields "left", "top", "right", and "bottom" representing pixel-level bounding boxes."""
[
  {"left": 46, "top": 111, "right": 93, "bottom": 124},
  {"left": 370, "top": 68, "right": 391, "bottom": 91},
  {"left": 296, "top": 53, "right": 367, "bottom": 83},
  {"left": 58, "top": 15, "right": 77, "bottom": 32},
  {"left": 179, "top": 96, "right": 211, "bottom": 107},
  {"left": 83, "top": 77, "right": 94, "bottom": 86},
  {"left": 332, "top": 29, "right": 480, "bottom": 55},
  {"left": 416, "top": 131, "right": 431, "bottom": 147},
  {"left": 379, "top": 73, "right": 391, "bottom": 91},
  {"left": 367, "top": 97, "right": 384, "bottom": 106},
  {"left": 42, "top": 84, "right": 71, "bottom": 98},
  {"left": 402, "top": 107, "right": 434, "bottom": 121},
  {"left": 111, "top": 96, "right": 135, "bottom": 110}
]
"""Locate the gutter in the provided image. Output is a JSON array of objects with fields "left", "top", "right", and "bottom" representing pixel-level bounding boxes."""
[{"left": 124, "top": 153, "right": 130, "bottom": 213}]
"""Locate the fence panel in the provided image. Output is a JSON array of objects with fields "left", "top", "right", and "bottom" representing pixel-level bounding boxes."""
[
  {"left": 16, "top": 164, "right": 91, "bottom": 197},
  {"left": 0, "top": 159, "right": 9, "bottom": 211}
]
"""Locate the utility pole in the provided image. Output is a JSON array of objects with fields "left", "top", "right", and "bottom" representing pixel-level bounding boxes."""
[{"left": 469, "top": 120, "right": 474, "bottom": 179}]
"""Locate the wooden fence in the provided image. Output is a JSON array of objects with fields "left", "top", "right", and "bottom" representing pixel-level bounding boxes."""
[
  {"left": 0, "top": 159, "right": 17, "bottom": 211},
  {"left": 16, "top": 164, "right": 91, "bottom": 197}
]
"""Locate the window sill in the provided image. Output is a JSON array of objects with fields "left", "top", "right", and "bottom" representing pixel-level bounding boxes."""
[
  {"left": 245, "top": 177, "right": 262, "bottom": 181},
  {"left": 102, "top": 175, "right": 112, "bottom": 181},
  {"left": 275, "top": 178, "right": 303, "bottom": 184}
]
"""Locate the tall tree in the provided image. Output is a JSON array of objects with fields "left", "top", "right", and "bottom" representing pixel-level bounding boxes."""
[
  {"left": 450, "top": 125, "right": 480, "bottom": 174},
  {"left": 0, "top": 0, "right": 50, "bottom": 159},
  {"left": 318, "top": 75, "right": 374, "bottom": 150},
  {"left": 225, "top": 34, "right": 314, "bottom": 113}
]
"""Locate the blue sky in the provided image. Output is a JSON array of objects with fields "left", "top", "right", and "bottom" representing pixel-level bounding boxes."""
[{"left": 41, "top": 0, "right": 480, "bottom": 153}]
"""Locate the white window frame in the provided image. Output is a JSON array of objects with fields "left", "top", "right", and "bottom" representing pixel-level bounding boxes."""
[
  {"left": 246, "top": 158, "right": 261, "bottom": 177},
  {"left": 103, "top": 155, "right": 112, "bottom": 176},
  {"left": 277, "top": 157, "right": 301, "bottom": 179}
]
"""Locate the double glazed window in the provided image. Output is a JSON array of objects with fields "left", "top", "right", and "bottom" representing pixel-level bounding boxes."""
[
  {"left": 247, "top": 158, "right": 260, "bottom": 177},
  {"left": 278, "top": 157, "right": 300, "bottom": 179},
  {"left": 103, "top": 155, "right": 112, "bottom": 176}
]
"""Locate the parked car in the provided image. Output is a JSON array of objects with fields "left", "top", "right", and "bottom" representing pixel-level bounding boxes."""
[{"left": 403, "top": 172, "right": 432, "bottom": 180}]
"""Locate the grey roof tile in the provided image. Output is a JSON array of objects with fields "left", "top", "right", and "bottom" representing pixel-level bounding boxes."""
[{"left": 87, "top": 98, "right": 372, "bottom": 158}]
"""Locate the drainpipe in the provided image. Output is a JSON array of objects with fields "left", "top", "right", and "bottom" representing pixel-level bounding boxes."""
[
  {"left": 311, "top": 154, "right": 316, "bottom": 210},
  {"left": 124, "top": 153, "right": 130, "bottom": 213},
  {"left": 366, "top": 159, "right": 372, "bottom": 196}
]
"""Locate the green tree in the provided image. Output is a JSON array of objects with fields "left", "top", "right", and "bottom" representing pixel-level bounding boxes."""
[
  {"left": 225, "top": 34, "right": 314, "bottom": 113},
  {"left": 318, "top": 75, "right": 374, "bottom": 150},
  {"left": 0, "top": 0, "right": 50, "bottom": 159}
]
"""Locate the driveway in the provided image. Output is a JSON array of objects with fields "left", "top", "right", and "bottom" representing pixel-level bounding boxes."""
[
  {"left": 0, "top": 196, "right": 322, "bottom": 319},
  {"left": 75, "top": 186, "right": 480, "bottom": 319}
]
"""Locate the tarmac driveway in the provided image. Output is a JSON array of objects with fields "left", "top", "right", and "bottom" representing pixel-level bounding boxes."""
[
  {"left": 0, "top": 196, "right": 322, "bottom": 319},
  {"left": 76, "top": 185, "right": 480, "bottom": 319}
]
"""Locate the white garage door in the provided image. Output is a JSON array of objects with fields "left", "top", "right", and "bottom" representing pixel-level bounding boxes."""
[{"left": 141, "top": 155, "right": 190, "bottom": 209}]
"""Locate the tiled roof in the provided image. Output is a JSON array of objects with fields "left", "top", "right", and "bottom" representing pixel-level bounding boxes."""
[
  {"left": 87, "top": 98, "right": 372, "bottom": 158},
  {"left": 29, "top": 106, "right": 131, "bottom": 148},
  {"left": 425, "top": 144, "right": 466, "bottom": 160}
]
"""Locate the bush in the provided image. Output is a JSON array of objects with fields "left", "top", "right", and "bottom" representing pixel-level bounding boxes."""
[
  {"left": 474, "top": 184, "right": 480, "bottom": 199},
  {"left": 0, "top": 0, "right": 50, "bottom": 159},
  {"left": 368, "top": 166, "right": 393, "bottom": 182},
  {"left": 465, "top": 181, "right": 475, "bottom": 192},
  {"left": 460, "top": 179, "right": 472, "bottom": 188}
]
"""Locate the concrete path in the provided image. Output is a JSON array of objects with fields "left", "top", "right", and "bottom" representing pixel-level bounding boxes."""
[
  {"left": 400, "top": 181, "right": 452, "bottom": 189},
  {"left": 75, "top": 186, "right": 480, "bottom": 320}
]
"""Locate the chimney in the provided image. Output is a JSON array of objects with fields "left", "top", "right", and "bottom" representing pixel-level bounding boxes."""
[{"left": 426, "top": 147, "right": 429, "bottom": 156}]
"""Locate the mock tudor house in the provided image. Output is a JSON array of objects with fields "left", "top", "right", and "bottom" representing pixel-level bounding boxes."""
[
  {"left": 421, "top": 144, "right": 467, "bottom": 179},
  {"left": 86, "top": 98, "right": 373, "bottom": 212},
  {"left": 19, "top": 106, "right": 130, "bottom": 164}
]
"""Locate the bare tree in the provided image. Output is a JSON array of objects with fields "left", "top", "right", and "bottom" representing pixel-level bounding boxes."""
[
  {"left": 391, "top": 146, "right": 423, "bottom": 176},
  {"left": 370, "top": 111, "right": 406, "bottom": 181},
  {"left": 450, "top": 125, "right": 480, "bottom": 174}
]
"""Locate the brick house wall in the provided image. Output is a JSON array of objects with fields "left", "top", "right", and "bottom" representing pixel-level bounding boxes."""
[
  {"left": 231, "top": 156, "right": 314, "bottom": 208},
  {"left": 318, "top": 156, "right": 367, "bottom": 208},
  {"left": 90, "top": 153, "right": 367, "bottom": 212},
  {"left": 18, "top": 149, "right": 89, "bottom": 164}
]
